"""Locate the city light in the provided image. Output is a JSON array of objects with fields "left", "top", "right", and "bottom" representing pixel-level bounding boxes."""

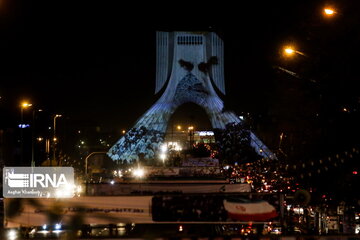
[
  {"left": 166, "top": 141, "right": 182, "bottom": 151},
  {"left": 284, "top": 47, "right": 295, "bottom": 55},
  {"left": 21, "top": 101, "right": 32, "bottom": 108},
  {"left": 160, "top": 153, "right": 166, "bottom": 163},
  {"left": 7, "top": 229, "right": 18, "bottom": 240},
  {"left": 198, "top": 131, "right": 214, "bottom": 136},
  {"left": 133, "top": 168, "right": 145, "bottom": 178},
  {"left": 160, "top": 144, "right": 167, "bottom": 152},
  {"left": 76, "top": 185, "right": 83, "bottom": 194},
  {"left": 55, "top": 223, "right": 62, "bottom": 230},
  {"left": 283, "top": 45, "right": 306, "bottom": 57},
  {"left": 177, "top": 125, "right": 182, "bottom": 130},
  {"left": 114, "top": 170, "right": 123, "bottom": 177},
  {"left": 324, "top": 8, "right": 335, "bottom": 15}
]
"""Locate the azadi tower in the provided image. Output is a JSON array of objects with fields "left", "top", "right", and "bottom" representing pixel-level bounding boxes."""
[{"left": 108, "top": 31, "right": 275, "bottom": 163}]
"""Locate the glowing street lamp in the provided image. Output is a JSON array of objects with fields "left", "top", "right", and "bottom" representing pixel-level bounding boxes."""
[
  {"left": 52, "top": 114, "right": 62, "bottom": 166},
  {"left": 177, "top": 125, "right": 182, "bottom": 130},
  {"left": 284, "top": 47, "right": 294, "bottom": 55},
  {"left": 20, "top": 102, "right": 32, "bottom": 124},
  {"left": 324, "top": 8, "right": 335, "bottom": 16},
  {"left": 283, "top": 46, "right": 306, "bottom": 57},
  {"left": 133, "top": 168, "right": 145, "bottom": 178},
  {"left": 21, "top": 102, "right": 32, "bottom": 108}
]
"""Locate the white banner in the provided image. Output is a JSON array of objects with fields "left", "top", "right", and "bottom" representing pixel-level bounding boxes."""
[{"left": 4, "top": 196, "right": 153, "bottom": 228}]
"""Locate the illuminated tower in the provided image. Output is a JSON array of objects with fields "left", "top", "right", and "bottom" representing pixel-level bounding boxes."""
[{"left": 108, "top": 32, "right": 275, "bottom": 163}]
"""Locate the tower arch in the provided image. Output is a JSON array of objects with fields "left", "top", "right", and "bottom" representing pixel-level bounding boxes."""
[{"left": 108, "top": 31, "right": 276, "bottom": 163}]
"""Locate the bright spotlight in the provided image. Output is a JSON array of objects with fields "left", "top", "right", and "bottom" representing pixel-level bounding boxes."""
[
  {"left": 160, "top": 144, "right": 167, "bottom": 152},
  {"left": 160, "top": 153, "right": 166, "bottom": 162},
  {"left": 55, "top": 223, "right": 61, "bottom": 230},
  {"left": 7, "top": 229, "right": 18, "bottom": 240},
  {"left": 133, "top": 168, "right": 145, "bottom": 178},
  {"left": 284, "top": 47, "right": 294, "bottom": 55}
]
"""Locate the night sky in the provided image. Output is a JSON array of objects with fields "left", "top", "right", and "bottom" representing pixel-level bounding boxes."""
[{"left": 1, "top": 0, "right": 360, "bottom": 148}]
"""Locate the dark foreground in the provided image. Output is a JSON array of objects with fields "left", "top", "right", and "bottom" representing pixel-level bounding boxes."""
[{"left": 2, "top": 224, "right": 360, "bottom": 240}]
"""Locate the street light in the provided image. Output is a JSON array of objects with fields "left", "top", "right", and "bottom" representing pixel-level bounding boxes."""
[
  {"left": 323, "top": 7, "right": 336, "bottom": 16},
  {"left": 52, "top": 114, "right": 62, "bottom": 166},
  {"left": 84, "top": 151, "right": 106, "bottom": 194},
  {"left": 20, "top": 101, "right": 32, "bottom": 165},
  {"left": 30, "top": 109, "right": 43, "bottom": 167},
  {"left": 85, "top": 151, "right": 107, "bottom": 176},
  {"left": 324, "top": 8, "right": 334, "bottom": 15},
  {"left": 21, "top": 102, "right": 32, "bottom": 109},
  {"left": 283, "top": 46, "right": 306, "bottom": 57}
]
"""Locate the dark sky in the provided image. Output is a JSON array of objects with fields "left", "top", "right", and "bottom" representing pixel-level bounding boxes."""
[{"left": 1, "top": 0, "right": 360, "bottom": 135}]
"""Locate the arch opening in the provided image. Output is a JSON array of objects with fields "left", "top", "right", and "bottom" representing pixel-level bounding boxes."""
[{"left": 164, "top": 102, "right": 213, "bottom": 150}]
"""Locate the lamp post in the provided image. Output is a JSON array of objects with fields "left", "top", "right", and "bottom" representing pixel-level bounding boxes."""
[
  {"left": 52, "top": 114, "right": 62, "bottom": 166},
  {"left": 20, "top": 101, "right": 32, "bottom": 165},
  {"left": 31, "top": 109, "right": 43, "bottom": 167},
  {"left": 84, "top": 151, "right": 106, "bottom": 194}
]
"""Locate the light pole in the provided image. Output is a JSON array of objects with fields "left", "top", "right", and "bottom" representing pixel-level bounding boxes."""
[
  {"left": 31, "top": 109, "right": 42, "bottom": 167},
  {"left": 84, "top": 151, "right": 106, "bottom": 194},
  {"left": 20, "top": 101, "right": 32, "bottom": 165},
  {"left": 52, "top": 114, "right": 62, "bottom": 166}
]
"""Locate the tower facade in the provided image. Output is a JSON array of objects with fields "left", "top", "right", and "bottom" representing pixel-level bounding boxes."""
[{"left": 108, "top": 32, "right": 275, "bottom": 162}]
